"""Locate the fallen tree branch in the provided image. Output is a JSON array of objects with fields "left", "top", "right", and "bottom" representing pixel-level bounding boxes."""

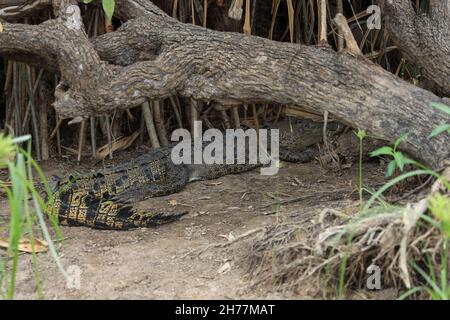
[
  {"left": 0, "top": 0, "right": 449, "bottom": 169},
  {"left": 0, "top": 0, "right": 164, "bottom": 21}
]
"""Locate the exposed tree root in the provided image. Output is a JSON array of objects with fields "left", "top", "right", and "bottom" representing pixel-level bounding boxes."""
[{"left": 243, "top": 196, "right": 448, "bottom": 297}]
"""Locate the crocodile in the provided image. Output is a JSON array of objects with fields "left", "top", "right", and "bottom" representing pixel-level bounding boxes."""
[
  {"left": 186, "top": 119, "right": 341, "bottom": 181},
  {"left": 49, "top": 118, "right": 338, "bottom": 230},
  {"left": 48, "top": 145, "right": 190, "bottom": 230}
]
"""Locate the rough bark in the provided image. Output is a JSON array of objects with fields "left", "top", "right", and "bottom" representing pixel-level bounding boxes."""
[
  {"left": 380, "top": 0, "right": 450, "bottom": 97},
  {"left": 0, "top": 0, "right": 449, "bottom": 169},
  {"left": 0, "top": 0, "right": 51, "bottom": 19}
]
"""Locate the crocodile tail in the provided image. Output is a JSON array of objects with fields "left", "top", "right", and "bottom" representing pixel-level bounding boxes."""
[
  {"left": 90, "top": 201, "right": 188, "bottom": 230},
  {"left": 56, "top": 188, "right": 187, "bottom": 230},
  {"left": 119, "top": 209, "right": 189, "bottom": 230}
]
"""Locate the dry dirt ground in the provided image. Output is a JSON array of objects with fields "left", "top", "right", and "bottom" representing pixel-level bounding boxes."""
[{"left": 0, "top": 153, "right": 389, "bottom": 299}]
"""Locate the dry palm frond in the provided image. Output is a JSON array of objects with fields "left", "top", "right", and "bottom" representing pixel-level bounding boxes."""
[{"left": 96, "top": 131, "right": 139, "bottom": 160}]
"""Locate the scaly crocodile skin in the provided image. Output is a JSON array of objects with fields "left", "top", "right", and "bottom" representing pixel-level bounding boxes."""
[
  {"left": 275, "top": 118, "right": 340, "bottom": 162},
  {"left": 52, "top": 187, "right": 187, "bottom": 230},
  {"left": 50, "top": 119, "right": 335, "bottom": 230},
  {"left": 54, "top": 146, "right": 188, "bottom": 202},
  {"left": 186, "top": 119, "right": 339, "bottom": 181}
]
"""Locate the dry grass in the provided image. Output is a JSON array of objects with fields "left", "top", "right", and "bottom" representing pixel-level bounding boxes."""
[{"left": 243, "top": 194, "right": 448, "bottom": 298}]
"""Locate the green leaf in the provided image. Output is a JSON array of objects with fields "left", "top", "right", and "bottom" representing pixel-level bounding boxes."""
[
  {"left": 83, "top": 0, "right": 94, "bottom": 3},
  {"left": 398, "top": 287, "right": 424, "bottom": 300},
  {"left": 427, "top": 193, "right": 450, "bottom": 238},
  {"left": 394, "top": 132, "right": 409, "bottom": 150},
  {"left": 370, "top": 146, "right": 393, "bottom": 158},
  {"left": 413, "top": 263, "right": 446, "bottom": 299},
  {"left": 432, "top": 102, "right": 450, "bottom": 115},
  {"left": 403, "top": 157, "right": 415, "bottom": 164},
  {"left": 386, "top": 160, "right": 396, "bottom": 177},
  {"left": 429, "top": 124, "right": 450, "bottom": 138},
  {"left": 354, "top": 129, "right": 366, "bottom": 140},
  {"left": 102, "top": 0, "right": 115, "bottom": 21},
  {"left": 11, "top": 134, "right": 31, "bottom": 144},
  {"left": 394, "top": 152, "right": 405, "bottom": 171}
]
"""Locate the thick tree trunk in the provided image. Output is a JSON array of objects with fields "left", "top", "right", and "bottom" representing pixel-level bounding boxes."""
[
  {"left": 380, "top": 0, "right": 450, "bottom": 97},
  {"left": 0, "top": 0, "right": 449, "bottom": 168}
]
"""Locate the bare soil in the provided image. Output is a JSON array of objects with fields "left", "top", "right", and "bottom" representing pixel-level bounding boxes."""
[{"left": 0, "top": 154, "right": 389, "bottom": 299}]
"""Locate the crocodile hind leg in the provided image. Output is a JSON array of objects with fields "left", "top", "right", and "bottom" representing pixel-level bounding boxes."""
[{"left": 55, "top": 189, "right": 187, "bottom": 230}]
